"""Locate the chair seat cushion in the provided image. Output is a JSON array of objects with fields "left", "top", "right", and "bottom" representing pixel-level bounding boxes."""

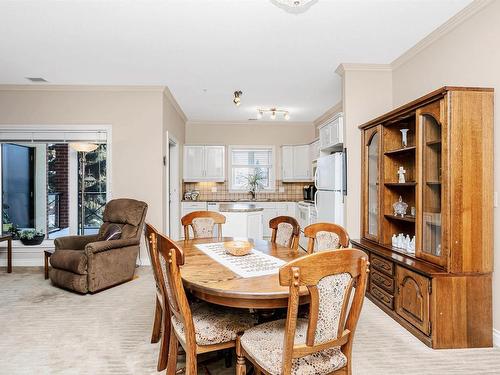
[
  {"left": 50, "top": 249, "right": 88, "bottom": 275},
  {"left": 171, "top": 303, "right": 255, "bottom": 346},
  {"left": 240, "top": 319, "right": 347, "bottom": 375}
]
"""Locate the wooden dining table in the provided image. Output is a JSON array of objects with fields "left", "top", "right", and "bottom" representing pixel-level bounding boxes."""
[{"left": 176, "top": 237, "right": 308, "bottom": 309}]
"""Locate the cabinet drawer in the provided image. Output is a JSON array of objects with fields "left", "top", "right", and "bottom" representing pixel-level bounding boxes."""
[
  {"left": 371, "top": 254, "right": 394, "bottom": 276},
  {"left": 371, "top": 269, "right": 394, "bottom": 294},
  {"left": 370, "top": 284, "right": 394, "bottom": 310}
]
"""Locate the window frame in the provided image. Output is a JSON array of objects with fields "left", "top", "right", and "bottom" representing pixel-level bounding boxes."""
[
  {"left": 228, "top": 145, "right": 276, "bottom": 192},
  {"left": 0, "top": 124, "right": 112, "bottom": 246}
]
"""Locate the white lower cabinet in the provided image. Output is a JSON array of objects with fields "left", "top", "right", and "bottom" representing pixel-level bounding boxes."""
[{"left": 222, "top": 211, "right": 263, "bottom": 240}]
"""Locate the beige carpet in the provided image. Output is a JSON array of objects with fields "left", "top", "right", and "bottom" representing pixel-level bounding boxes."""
[{"left": 1, "top": 267, "right": 499, "bottom": 375}]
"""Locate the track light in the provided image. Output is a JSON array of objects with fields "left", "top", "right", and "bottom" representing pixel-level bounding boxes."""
[
  {"left": 233, "top": 90, "right": 242, "bottom": 107},
  {"left": 255, "top": 108, "right": 290, "bottom": 120}
]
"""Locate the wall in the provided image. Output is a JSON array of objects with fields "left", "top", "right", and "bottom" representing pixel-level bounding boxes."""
[
  {"left": 391, "top": 0, "right": 500, "bottom": 342},
  {"left": 185, "top": 121, "right": 315, "bottom": 180},
  {"left": 0, "top": 85, "right": 166, "bottom": 264},
  {"left": 338, "top": 65, "right": 393, "bottom": 240}
]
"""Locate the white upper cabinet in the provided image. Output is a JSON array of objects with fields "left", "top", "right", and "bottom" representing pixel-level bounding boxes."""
[
  {"left": 282, "top": 144, "right": 312, "bottom": 182},
  {"left": 319, "top": 114, "right": 344, "bottom": 151},
  {"left": 183, "top": 145, "right": 225, "bottom": 182},
  {"left": 310, "top": 139, "right": 320, "bottom": 161}
]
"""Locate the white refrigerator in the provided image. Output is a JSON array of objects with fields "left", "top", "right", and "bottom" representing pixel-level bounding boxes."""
[{"left": 314, "top": 152, "right": 344, "bottom": 225}]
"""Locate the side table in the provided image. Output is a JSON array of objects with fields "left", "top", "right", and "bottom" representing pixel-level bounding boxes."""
[
  {"left": 44, "top": 249, "right": 55, "bottom": 279},
  {"left": 1, "top": 235, "right": 12, "bottom": 273}
]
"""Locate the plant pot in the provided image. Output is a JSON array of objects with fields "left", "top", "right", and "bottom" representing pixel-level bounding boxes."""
[{"left": 20, "top": 235, "right": 45, "bottom": 246}]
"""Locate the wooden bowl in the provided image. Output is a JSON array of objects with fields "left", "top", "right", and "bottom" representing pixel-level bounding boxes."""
[{"left": 224, "top": 241, "right": 253, "bottom": 256}]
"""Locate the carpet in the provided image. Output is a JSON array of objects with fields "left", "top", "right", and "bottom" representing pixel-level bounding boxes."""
[{"left": 1, "top": 267, "right": 499, "bottom": 374}]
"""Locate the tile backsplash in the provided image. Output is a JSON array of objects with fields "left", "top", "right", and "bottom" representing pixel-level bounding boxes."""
[{"left": 183, "top": 180, "right": 307, "bottom": 201}]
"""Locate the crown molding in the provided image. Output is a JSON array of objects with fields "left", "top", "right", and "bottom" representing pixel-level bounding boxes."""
[
  {"left": 0, "top": 84, "right": 167, "bottom": 92},
  {"left": 335, "top": 63, "right": 392, "bottom": 77},
  {"left": 186, "top": 120, "right": 313, "bottom": 127},
  {"left": 163, "top": 86, "right": 188, "bottom": 123},
  {"left": 313, "top": 101, "right": 343, "bottom": 127},
  {"left": 391, "top": 0, "right": 494, "bottom": 69}
]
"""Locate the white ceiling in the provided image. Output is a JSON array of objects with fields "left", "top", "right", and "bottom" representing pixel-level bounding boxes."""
[{"left": 0, "top": 0, "right": 472, "bottom": 122}]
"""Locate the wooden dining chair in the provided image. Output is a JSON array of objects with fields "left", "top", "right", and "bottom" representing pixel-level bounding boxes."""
[
  {"left": 156, "top": 231, "right": 255, "bottom": 375},
  {"left": 236, "top": 249, "right": 369, "bottom": 375},
  {"left": 304, "top": 223, "right": 350, "bottom": 254},
  {"left": 269, "top": 216, "right": 300, "bottom": 251},
  {"left": 181, "top": 211, "right": 226, "bottom": 240},
  {"left": 144, "top": 223, "right": 170, "bottom": 371}
]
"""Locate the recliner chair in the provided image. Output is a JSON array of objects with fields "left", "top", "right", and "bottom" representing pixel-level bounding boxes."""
[{"left": 49, "top": 198, "right": 148, "bottom": 293}]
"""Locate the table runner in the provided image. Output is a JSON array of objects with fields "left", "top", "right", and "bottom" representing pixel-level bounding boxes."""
[{"left": 195, "top": 242, "right": 286, "bottom": 278}]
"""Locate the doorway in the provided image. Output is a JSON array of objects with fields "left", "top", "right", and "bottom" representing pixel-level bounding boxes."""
[{"left": 165, "top": 133, "right": 180, "bottom": 240}]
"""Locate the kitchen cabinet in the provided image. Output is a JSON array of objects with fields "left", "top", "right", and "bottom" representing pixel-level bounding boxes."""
[
  {"left": 319, "top": 114, "right": 343, "bottom": 151},
  {"left": 309, "top": 139, "right": 320, "bottom": 161},
  {"left": 183, "top": 145, "right": 225, "bottom": 182},
  {"left": 281, "top": 145, "right": 312, "bottom": 182}
]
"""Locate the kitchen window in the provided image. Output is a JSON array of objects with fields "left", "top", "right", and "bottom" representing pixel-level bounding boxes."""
[{"left": 229, "top": 146, "right": 275, "bottom": 191}]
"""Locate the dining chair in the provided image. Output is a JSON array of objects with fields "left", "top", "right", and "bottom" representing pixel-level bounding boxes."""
[
  {"left": 304, "top": 223, "right": 350, "bottom": 254},
  {"left": 181, "top": 211, "right": 226, "bottom": 240},
  {"left": 144, "top": 223, "right": 170, "bottom": 371},
  {"left": 269, "top": 216, "right": 300, "bottom": 251},
  {"left": 236, "top": 249, "right": 369, "bottom": 375},
  {"left": 156, "top": 231, "right": 255, "bottom": 375}
]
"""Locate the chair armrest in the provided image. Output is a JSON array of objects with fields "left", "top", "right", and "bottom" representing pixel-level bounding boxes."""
[
  {"left": 54, "top": 234, "right": 99, "bottom": 250},
  {"left": 85, "top": 238, "right": 139, "bottom": 254}
]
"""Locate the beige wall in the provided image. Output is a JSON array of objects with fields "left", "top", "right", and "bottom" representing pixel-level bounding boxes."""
[
  {"left": 340, "top": 67, "right": 393, "bottom": 239},
  {"left": 0, "top": 85, "right": 171, "bottom": 261},
  {"left": 185, "top": 122, "right": 315, "bottom": 180},
  {"left": 392, "top": 1, "right": 500, "bottom": 336}
]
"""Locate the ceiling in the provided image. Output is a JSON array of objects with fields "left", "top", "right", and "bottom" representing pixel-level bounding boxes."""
[{"left": 0, "top": 0, "right": 472, "bottom": 122}]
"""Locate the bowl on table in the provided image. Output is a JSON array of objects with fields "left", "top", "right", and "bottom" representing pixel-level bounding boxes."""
[{"left": 224, "top": 241, "right": 253, "bottom": 256}]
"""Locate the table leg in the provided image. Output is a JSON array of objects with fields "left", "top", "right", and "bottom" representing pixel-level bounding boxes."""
[
  {"left": 7, "top": 238, "right": 12, "bottom": 273},
  {"left": 44, "top": 252, "right": 49, "bottom": 279}
]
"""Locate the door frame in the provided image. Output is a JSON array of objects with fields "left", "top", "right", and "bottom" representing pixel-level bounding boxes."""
[{"left": 164, "top": 132, "right": 180, "bottom": 239}]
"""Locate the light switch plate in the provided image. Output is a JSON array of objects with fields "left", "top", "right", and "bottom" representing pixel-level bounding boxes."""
[
  {"left": 494, "top": 192, "right": 498, "bottom": 207},
  {"left": 211, "top": 187, "right": 217, "bottom": 193}
]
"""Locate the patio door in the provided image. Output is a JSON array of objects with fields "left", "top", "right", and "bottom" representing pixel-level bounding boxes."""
[{"left": 2, "top": 143, "right": 35, "bottom": 229}]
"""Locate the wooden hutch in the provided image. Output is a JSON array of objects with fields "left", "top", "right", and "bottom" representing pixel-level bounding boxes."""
[{"left": 351, "top": 87, "right": 493, "bottom": 349}]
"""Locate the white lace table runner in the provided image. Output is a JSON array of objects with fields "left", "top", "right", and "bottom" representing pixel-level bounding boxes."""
[{"left": 195, "top": 242, "right": 286, "bottom": 278}]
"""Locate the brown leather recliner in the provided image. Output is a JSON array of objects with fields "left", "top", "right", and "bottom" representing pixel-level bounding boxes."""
[{"left": 49, "top": 198, "right": 148, "bottom": 293}]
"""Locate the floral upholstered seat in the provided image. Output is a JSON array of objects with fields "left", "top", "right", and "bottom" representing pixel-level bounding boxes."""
[
  {"left": 239, "top": 273, "right": 351, "bottom": 375},
  {"left": 276, "top": 222, "right": 294, "bottom": 247},
  {"left": 240, "top": 319, "right": 347, "bottom": 375},
  {"left": 315, "top": 230, "right": 341, "bottom": 251},
  {"left": 191, "top": 217, "right": 215, "bottom": 238},
  {"left": 171, "top": 303, "right": 255, "bottom": 345}
]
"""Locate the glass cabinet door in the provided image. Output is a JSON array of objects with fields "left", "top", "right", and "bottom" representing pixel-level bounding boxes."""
[
  {"left": 364, "top": 127, "right": 380, "bottom": 240},
  {"left": 417, "top": 100, "right": 447, "bottom": 267}
]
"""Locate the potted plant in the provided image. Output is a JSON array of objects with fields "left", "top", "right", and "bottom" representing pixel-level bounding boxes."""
[
  {"left": 19, "top": 229, "right": 45, "bottom": 246},
  {"left": 244, "top": 169, "right": 266, "bottom": 200}
]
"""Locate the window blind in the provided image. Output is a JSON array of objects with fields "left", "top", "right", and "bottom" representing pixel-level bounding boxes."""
[{"left": 0, "top": 129, "right": 107, "bottom": 143}]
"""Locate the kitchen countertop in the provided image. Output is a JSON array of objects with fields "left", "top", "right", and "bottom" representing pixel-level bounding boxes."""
[{"left": 218, "top": 203, "right": 264, "bottom": 213}]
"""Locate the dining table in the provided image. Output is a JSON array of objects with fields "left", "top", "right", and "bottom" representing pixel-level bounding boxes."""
[{"left": 176, "top": 236, "right": 309, "bottom": 309}]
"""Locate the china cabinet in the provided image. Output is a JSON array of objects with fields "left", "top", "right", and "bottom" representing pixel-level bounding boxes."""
[{"left": 352, "top": 87, "right": 493, "bottom": 349}]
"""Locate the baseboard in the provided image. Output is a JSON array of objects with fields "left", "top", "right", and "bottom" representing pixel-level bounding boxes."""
[{"left": 494, "top": 329, "right": 500, "bottom": 347}]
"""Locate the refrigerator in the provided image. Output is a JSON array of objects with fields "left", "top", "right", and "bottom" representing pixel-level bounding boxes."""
[{"left": 314, "top": 152, "right": 345, "bottom": 225}]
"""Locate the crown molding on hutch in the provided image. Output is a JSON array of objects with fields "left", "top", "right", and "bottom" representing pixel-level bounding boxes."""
[
  {"left": 163, "top": 86, "right": 188, "bottom": 123},
  {"left": 0, "top": 84, "right": 167, "bottom": 92},
  {"left": 186, "top": 120, "right": 313, "bottom": 127},
  {"left": 391, "top": 0, "right": 494, "bottom": 69}
]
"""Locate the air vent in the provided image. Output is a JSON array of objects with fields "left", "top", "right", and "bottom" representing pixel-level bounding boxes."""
[
  {"left": 26, "top": 77, "right": 48, "bottom": 82},
  {"left": 248, "top": 118, "right": 258, "bottom": 121}
]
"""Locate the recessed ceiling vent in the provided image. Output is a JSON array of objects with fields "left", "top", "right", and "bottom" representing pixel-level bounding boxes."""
[{"left": 26, "top": 77, "right": 48, "bottom": 82}]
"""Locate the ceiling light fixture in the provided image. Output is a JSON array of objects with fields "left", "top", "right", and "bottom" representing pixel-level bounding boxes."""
[
  {"left": 272, "top": 0, "right": 317, "bottom": 11},
  {"left": 256, "top": 108, "right": 290, "bottom": 120},
  {"left": 233, "top": 90, "right": 243, "bottom": 107}
]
